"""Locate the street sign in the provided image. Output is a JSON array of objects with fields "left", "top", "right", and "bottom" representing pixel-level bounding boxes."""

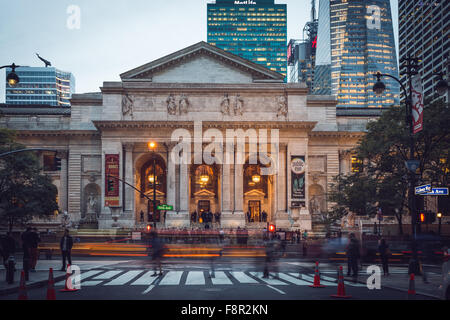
[
  {"left": 405, "top": 160, "right": 420, "bottom": 172},
  {"left": 420, "top": 188, "right": 449, "bottom": 196},
  {"left": 157, "top": 204, "right": 173, "bottom": 211},
  {"left": 415, "top": 184, "right": 431, "bottom": 195}
]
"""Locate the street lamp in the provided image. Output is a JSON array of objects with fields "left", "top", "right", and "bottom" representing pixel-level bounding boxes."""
[
  {"left": 148, "top": 141, "right": 158, "bottom": 227},
  {"left": 373, "top": 56, "right": 421, "bottom": 273},
  {"left": 1, "top": 63, "right": 21, "bottom": 87},
  {"left": 437, "top": 212, "right": 443, "bottom": 236}
]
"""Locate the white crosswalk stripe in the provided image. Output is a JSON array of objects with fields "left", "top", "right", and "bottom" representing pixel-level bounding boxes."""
[
  {"left": 210, "top": 271, "right": 233, "bottom": 285},
  {"left": 158, "top": 271, "right": 183, "bottom": 285},
  {"left": 71, "top": 269, "right": 375, "bottom": 289},
  {"left": 104, "top": 270, "right": 143, "bottom": 286},
  {"left": 185, "top": 271, "right": 206, "bottom": 285}
]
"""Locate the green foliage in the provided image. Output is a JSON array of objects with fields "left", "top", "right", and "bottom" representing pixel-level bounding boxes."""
[
  {"left": 0, "top": 128, "right": 59, "bottom": 231},
  {"left": 328, "top": 100, "right": 450, "bottom": 234}
]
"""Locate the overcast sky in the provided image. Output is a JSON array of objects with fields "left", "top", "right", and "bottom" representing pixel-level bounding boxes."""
[{"left": 0, "top": 0, "right": 398, "bottom": 102}]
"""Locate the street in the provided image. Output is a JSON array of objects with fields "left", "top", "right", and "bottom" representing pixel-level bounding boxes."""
[{"left": 0, "top": 257, "right": 440, "bottom": 300}]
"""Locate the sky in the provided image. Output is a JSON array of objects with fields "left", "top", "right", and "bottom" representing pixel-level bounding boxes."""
[{"left": 0, "top": 0, "right": 398, "bottom": 102}]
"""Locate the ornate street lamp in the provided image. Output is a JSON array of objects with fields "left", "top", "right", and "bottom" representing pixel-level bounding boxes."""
[
  {"left": 1, "top": 63, "right": 21, "bottom": 87},
  {"left": 148, "top": 141, "right": 158, "bottom": 227},
  {"left": 252, "top": 174, "right": 261, "bottom": 184}
]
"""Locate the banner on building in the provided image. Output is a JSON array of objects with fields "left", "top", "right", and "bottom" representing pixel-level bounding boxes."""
[
  {"left": 411, "top": 74, "right": 424, "bottom": 134},
  {"left": 105, "top": 154, "right": 120, "bottom": 207},
  {"left": 291, "top": 156, "right": 306, "bottom": 200}
]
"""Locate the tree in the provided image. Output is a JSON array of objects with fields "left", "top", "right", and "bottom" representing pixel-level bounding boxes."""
[
  {"left": 329, "top": 99, "right": 450, "bottom": 234},
  {"left": 0, "top": 128, "right": 59, "bottom": 231}
]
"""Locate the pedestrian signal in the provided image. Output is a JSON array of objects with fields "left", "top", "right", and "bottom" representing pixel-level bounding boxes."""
[
  {"left": 107, "top": 179, "right": 114, "bottom": 192},
  {"left": 55, "top": 157, "right": 62, "bottom": 171},
  {"left": 269, "top": 224, "right": 276, "bottom": 232},
  {"left": 146, "top": 224, "right": 152, "bottom": 233}
]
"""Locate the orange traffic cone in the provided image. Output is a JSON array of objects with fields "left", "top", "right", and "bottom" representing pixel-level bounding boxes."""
[
  {"left": 60, "top": 264, "right": 79, "bottom": 292},
  {"left": 46, "top": 268, "right": 56, "bottom": 300},
  {"left": 331, "top": 266, "right": 351, "bottom": 298},
  {"left": 408, "top": 273, "right": 416, "bottom": 299},
  {"left": 18, "top": 270, "right": 28, "bottom": 300},
  {"left": 309, "top": 261, "right": 326, "bottom": 288}
]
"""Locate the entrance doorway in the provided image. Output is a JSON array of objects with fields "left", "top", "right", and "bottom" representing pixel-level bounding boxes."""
[
  {"left": 248, "top": 200, "right": 261, "bottom": 223},
  {"left": 198, "top": 200, "right": 211, "bottom": 214}
]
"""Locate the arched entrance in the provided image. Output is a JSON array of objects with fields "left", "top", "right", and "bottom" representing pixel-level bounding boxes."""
[
  {"left": 243, "top": 160, "right": 272, "bottom": 224},
  {"left": 136, "top": 154, "right": 167, "bottom": 223},
  {"left": 190, "top": 164, "right": 219, "bottom": 223}
]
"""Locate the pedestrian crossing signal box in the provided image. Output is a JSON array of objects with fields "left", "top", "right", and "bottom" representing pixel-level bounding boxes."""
[
  {"left": 146, "top": 225, "right": 152, "bottom": 233},
  {"left": 269, "top": 224, "right": 276, "bottom": 233}
]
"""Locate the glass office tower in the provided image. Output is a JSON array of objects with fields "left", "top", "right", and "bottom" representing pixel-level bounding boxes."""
[
  {"left": 207, "top": 0, "right": 287, "bottom": 78},
  {"left": 5, "top": 66, "right": 75, "bottom": 107},
  {"left": 314, "top": 0, "right": 399, "bottom": 108}
]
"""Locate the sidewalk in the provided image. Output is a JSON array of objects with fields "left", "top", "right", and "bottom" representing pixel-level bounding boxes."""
[{"left": 345, "top": 264, "right": 444, "bottom": 299}]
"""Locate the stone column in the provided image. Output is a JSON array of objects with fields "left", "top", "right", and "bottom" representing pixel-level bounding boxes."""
[
  {"left": 221, "top": 163, "right": 231, "bottom": 214},
  {"left": 58, "top": 150, "right": 69, "bottom": 214},
  {"left": 123, "top": 143, "right": 134, "bottom": 219},
  {"left": 227, "top": 146, "right": 245, "bottom": 228}
]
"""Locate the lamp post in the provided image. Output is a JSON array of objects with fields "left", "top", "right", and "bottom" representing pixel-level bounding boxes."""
[
  {"left": 148, "top": 141, "right": 158, "bottom": 228},
  {"left": 435, "top": 56, "right": 449, "bottom": 104},
  {"left": 1, "top": 64, "right": 21, "bottom": 87},
  {"left": 437, "top": 212, "right": 443, "bottom": 236},
  {"left": 373, "top": 56, "right": 420, "bottom": 272}
]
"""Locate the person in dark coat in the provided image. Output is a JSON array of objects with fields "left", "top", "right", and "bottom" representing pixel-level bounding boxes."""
[
  {"left": 378, "top": 238, "right": 390, "bottom": 276},
  {"left": 346, "top": 233, "right": 360, "bottom": 278},
  {"left": 21, "top": 228, "right": 32, "bottom": 279},
  {"left": 60, "top": 229, "right": 74, "bottom": 271},
  {"left": 1, "top": 232, "right": 16, "bottom": 268},
  {"left": 150, "top": 231, "right": 164, "bottom": 276},
  {"left": 29, "top": 228, "right": 40, "bottom": 272}
]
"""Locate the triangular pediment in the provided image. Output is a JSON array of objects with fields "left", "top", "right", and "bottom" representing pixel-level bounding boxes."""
[
  {"left": 120, "top": 42, "right": 284, "bottom": 84},
  {"left": 244, "top": 189, "right": 266, "bottom": 197},
  {"left": 194, "top": 189, "right": 216, "bottom": 197}
]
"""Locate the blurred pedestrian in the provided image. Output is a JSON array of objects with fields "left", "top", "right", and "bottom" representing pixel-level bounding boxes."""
[
  {"left": 21, "top": 228, "right": 32, "bottom": 279},
  {"left": 140, "top": 210, "right": 144, "bottom": 223},
  {"left": 60, "top": 229, "right": 73, "bottom": 271},
  {"left": 378, "top": 238, "right": 390, "bottom": 276},
  {"left": 150, "top": 231, "right": 164, "bottom": 276},
  {"left": 1, "top": 232, "right": 16, "bottom": 268},
  {"left": 29, "top": 228, "right": 40, "bottom": 272},
  {"left": 302, "top": 238, "right": 308, "bottom": 257},
  {"left": 346, "top": 233, "right": 360, "bottom": 278}
]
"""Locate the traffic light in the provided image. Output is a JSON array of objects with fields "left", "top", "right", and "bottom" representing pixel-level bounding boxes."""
[
  {"left": 418, "top": 211, "right": 436, "bottom": 224},
  {"left": 107, "top": 179, "right": 114, "bottom": 192},
  {"left": 54, "top": 157, "right": 61, "bottom": 171},
  {"left": 268, "top": 224, "right": 276, "bottom": 233},
  {"left": 146, "top": 224, "right": 152, "bottom": 233}
]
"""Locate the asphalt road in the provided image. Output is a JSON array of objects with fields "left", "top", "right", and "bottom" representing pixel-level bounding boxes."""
[{"left": 0, "top": 257, "right": 438, "bottom": 301}]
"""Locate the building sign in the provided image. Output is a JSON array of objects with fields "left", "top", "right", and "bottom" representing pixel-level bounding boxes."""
[
  {"left": 291, "top": 156, "right": 306, "bottom": 200},
  {"left": 234, "top": 0, "right": 256, "bottom": 4},
  {"left": 411, "top": 74, "right": 424, "bottom": 134},
  {"left": 105, "top": 154, "right": 120, "bottom": 207}
]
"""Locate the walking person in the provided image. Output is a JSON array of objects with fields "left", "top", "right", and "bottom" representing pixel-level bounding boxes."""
[
  {"left": 378, "top": 238, "right": 390, "bottom": 276},
  {"left": 21, "top": 228, "right": 32, "bottom": 280},
  {"left": 150, "top": 231, "right": 164, "bottom": 276},
  {"left": 29, "top": 228, "right": 40, "bottom": 272},
  {"left": 1, "top": 232, "right": 16, "bottom": 268},
  {"left": 60, "top": 229, "right": 73, "bottom": 271},
  {"left": 346, "top": 233, "right": 360, "bottom": 279}
]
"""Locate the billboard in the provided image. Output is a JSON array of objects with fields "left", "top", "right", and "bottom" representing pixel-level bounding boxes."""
[
  {"left": 291, "top": 156, "right": 306, "bottom": 200},
  {"left": 411, "top": 74, "right": 424, "bottom": 134},
  {"left": 105, "top": 154, "right": 120, "bottom": 207}
]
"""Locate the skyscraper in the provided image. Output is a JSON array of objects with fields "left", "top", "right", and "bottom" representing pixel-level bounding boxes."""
[
  {"left": 399, "top": 0, "right": 449, "bottom": 102},
  {"left": 287, "top": 0, "right": 318, "bottom": 92},
  {"left": 314, "top": 0, "right": 399, "bottom": 109},
  {"left": 5, "top": 66, "right": 75, "bottom": 107},
  {"left": 207, "top": 0, "right": 287, "bottom": 78}
]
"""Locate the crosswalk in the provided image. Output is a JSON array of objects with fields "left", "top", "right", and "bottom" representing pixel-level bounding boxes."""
[{"left": 55, "top": 268, "right": 372, "bottom": 290}]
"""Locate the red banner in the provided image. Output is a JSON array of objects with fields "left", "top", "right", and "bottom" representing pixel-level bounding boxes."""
[
  {"left": 411, "top": 75, "right": 424, "bottom": 134},
  {"left": 105, "top": 154, "right": 120, "bottom": 207}
]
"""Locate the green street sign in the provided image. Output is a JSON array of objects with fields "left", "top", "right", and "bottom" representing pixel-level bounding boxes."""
[{"left": 157, "top": 204, "right": 173, "bottom": 211}]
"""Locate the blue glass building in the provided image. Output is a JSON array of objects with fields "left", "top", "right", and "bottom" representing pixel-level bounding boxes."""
[
  {"left": 207, "top": 0, "right": 287, "bottom": 78},
  {"left": 5, "top": 66, "right": 75, "bottom": 107},
  {"left": 314, "top": 0, "right": 399, "bottom": 108}
]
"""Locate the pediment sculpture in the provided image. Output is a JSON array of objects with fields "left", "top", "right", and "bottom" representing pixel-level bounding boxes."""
[
  {"left": 277, "top": 95, "right": 288, "bottom": 118},
  {"left": 122, "top": 94, "right": 134, "bottom": 118},
  {"left": 234, "top": 94, "right": 244, "bottom": 116},
  {"left": 166, "top": 94, "right": 177, "bottom": 115},
  {"left": 221, "top": 93, "right": 231, "bottom": 115},
  {"left": 179, "top": 94, "right": 190, "bottom": 114}
]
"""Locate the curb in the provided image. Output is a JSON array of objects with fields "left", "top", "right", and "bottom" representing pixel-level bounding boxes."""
[{"left": 0, "top": 274, "right": 67, "bottom": 296}]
